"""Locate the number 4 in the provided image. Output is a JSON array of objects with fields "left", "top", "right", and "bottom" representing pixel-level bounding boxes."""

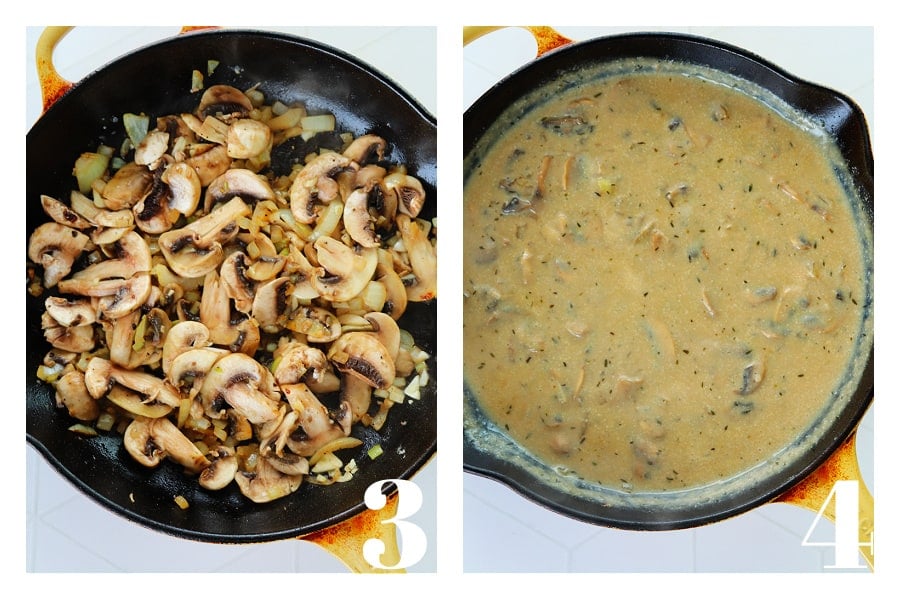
[{"left": 801, "top": 479, "right": 874, "bottom": 569}]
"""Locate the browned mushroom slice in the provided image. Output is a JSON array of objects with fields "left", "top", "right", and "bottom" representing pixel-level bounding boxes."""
[
  {"left": 327, "top": 331, "right": 396, "bottom": 390},
  {"left": 197, "top": 84, "right": 254, "bottom": 121},
  {"left": 54, "top": 370, "right": 100, "bottom": 421},
  {"left": 40, "top": 195, "right": 92, "bottom": 230},
  {"left": 226, "top": 119, "right": 273, "bottom": 159},
  {"left": 234, "top": 455, "right": 305, "bottom": 503},
  {"left": 342, "top": 134, "right": 386, "bottom": 165},
  {"left": 396, "top": 214, "right": 437, "bottom": 302},
  {"left": 251, "top": 277, "right": 294, "bottom": 328},
  {"left": 282, "top": 382, "right": 352, "bottom": 457},
  {"left": 183, "top": 143, "right": 232, "bottom": 186},
  {"left": 289, "top": 152, "right": 354, "bottom": 224},
  {"left": 273, "top": 342, "right": 329, "bottom": 386},
  {"left": 199, "top": 446, "right": 239, "bottom": 490},
  {"left": 383, "top": 170, "right": 426, "bottom": 218},
  {"left": 312, "top": 236, "right": 378, "bottom": 302},
  {"left": 101, "top": 161, "right": 154, "bottom": 211},
  {"left": 343, "top": 187, "right": 381, "bottom": 248},
  {"left": 28, "top": 222, "right": 91, "bottom": 288},
  {"left": 158, "top": 196, "right": 251, "bottom": 278},
  {"left": 123, "top": 416, "right": 211, "bottom": 473},
  {"left": 84, "top": 356, "right": 181, "bottom": 410},
  {"left": 203, "top": 168, "right": 275, "bottom": 213},
  {"left": 198, "top": 352, "right": 282, "bottom": 425}
]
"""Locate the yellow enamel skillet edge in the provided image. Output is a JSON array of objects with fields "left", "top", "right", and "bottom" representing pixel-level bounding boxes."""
[{"left": 462, "top": 25, "right": 874, "bottom": 570}]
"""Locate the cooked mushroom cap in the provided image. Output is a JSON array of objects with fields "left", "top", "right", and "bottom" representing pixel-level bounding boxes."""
[
  {"left": 124, "top": 416, "right": 210, "bottom": 473},
  {"left": 161, "top": 320, "right": 212, "bottom": 376},
  {"left": 397, "top": 214, "right": 437, "bottom": 302},
  {"left": 251, "top": 276, "right": 293, "bottom": 327},
  {"left": 384, "top": 171, "right": 426, "bottom": 218},
  {"left": 342, "top": 134, "right": 386, "bottom": 165},
  {"left": 55, "top": 370, "right": 100, "bottom": 421},
  {"left": 41, "top": 194, "right": 92, "bottom": 230},
  {"left": 204, "top": 168, "right": 276, "bottom": 213},
  {"left": 28, "top": 222, "right": 91, "bottom": 288},
  {"left": 289, "top": 152, "right": 354, "bottom": 224},
  {"left": 327, "top": 331, "right": 396, "bottom": 390},
  {"left": 226, "top": 119, "right": 273, "bottom": 159},
  {"left": 343, "top": 188, "right": 380, "bottom": 248},
  {"left": 101, "top": 162, "right": 154, "bottom": 211},
  {"left": 199, "top": 352, "right": 282, "bottom": 424},
  {"left": 198, "top": 84, "right": 254, "bottom": 121},
  {"left": 44, "top": 297, "right": 96, "bottom": 328},
  {"left": 273, "top": 342, "right": 328, "bottom": 386},
  {"left": 158, "top": 196, "right": 251, "bottom": 278},
  {"left": 234, "top": 455, "right": 304, "bottom": 503},
  {"left": 199, "top": 446, "right": 239, "bottom": 490},
  {"left": 312, "top": 236, "right": 378, "bottom": 302}
]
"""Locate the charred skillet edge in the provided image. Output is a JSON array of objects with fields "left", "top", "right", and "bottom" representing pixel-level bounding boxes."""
[
  {"left": 463, "top": 31, "right": 874, "bottom": 530},
  {"left": 26, "top": 29, "right": 437, "bottom": 543}
]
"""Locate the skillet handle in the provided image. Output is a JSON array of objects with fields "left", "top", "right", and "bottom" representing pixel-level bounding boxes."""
[
  {"left": 35, "top": 26, "right": 218, "bottom": 114},
  {"left": 462, "top": 26, "right": 573, "bottom": 58},
  {"left": 300, "top": 490, "right": 405, "bottom": 573},
  {"left": 35, "top": 26, "right": 75, "bottom": 113},
  {"left": 775, "top": 429, "right": 874, "bottom": 570}
]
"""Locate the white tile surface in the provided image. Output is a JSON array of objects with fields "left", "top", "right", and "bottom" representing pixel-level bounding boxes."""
[
  {"left": 463, "top": 26, "right": 876, "bottom": 574},
  {"left": 24, "top": 25, "right": 437, "bottom": 574}
]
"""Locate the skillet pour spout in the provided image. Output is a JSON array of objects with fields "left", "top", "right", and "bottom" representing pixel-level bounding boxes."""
[
  {"left": 463, "top": 30, "right": 874, "bottom": 540},
  {"left": 27, "top": 27, "right": 437, "bottom": 548}
]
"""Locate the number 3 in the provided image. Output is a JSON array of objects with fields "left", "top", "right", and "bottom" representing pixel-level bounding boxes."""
[{"left": 363, "top": 479, "right": 428, "bottom": 569}]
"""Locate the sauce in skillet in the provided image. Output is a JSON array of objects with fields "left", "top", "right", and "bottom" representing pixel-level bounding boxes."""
[{"left": 463, "top": 61, "right": 872, "bottom": 492}]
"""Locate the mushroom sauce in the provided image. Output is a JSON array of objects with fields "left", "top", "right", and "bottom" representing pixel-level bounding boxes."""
[{"left": 463, "top": 60, "right": 872, "bottom": 492}]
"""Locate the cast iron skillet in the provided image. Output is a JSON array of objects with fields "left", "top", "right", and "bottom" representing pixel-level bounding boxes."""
[
  {"left": 463, "top": 32, "right": 874, "bottom": 531},
  {"left": 26, "top": 28, "right": 437, "bottom": 544}
]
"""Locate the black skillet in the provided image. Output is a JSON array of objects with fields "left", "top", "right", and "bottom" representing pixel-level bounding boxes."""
[
  {"left": 463, "top": 29, "right": 874, "bottom": 541},
  {"left": 26, "top": 28, "right": 437, "bottom": 545}
]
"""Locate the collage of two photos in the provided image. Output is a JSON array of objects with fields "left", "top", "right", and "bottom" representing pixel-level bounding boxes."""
[{"left": 25, "top": 25, "right": 876, "bottom": 576}]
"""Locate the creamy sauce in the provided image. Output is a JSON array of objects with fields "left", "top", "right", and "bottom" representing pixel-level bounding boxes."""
[{"left": 463, "top": 61, "right": 872, "bottom": 492}]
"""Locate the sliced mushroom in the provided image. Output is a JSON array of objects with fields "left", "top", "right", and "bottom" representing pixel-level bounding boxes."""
[
  {"left": 203, "top": 168, "right": 276, "bottom": 213},
  {"left": 183, "top": 143, "right": 232, "bottom": 186},
  {"left": 289, "top": 152, "right": 354, "bottom": 224},
  {"left": 101, "top": 161, "right": 154, "bottom": 211},
  {"left": 62, "top": 230, "right": 151, "bottom": 284},
  {"left": 134, "top": 130, "right": 170, "bottom": 169},
  {"left": 383, "top": 170, "right": 426, "bottom": 218},
  {"left": 312, "top": 236, "right": 378, "bottom": 302},
  {"left": 234, "top": 454, "right": 304, "bottom": 503},
  {"left": 40, "top": 194, "right": 92, "bottom": 230},
  {"left": 161, "top": 161, "right": 202, "bottom": 219},
  {"left": 396, "top": 214, "right": 437, "bottom": 302},
  {"left": 340, "top": 373, "right": 373, "bottom": 424},
  {"left": 199, "top": 446, "right": 239, "bottom": 490},
  {"left": 226, "top": 119, "right": 273, "bottom": 159},
  {"left": 198, "top": 352, "right": 282, "bottom": 425},
  {"left": 199, "top": 269, "right": 260, "bottom": 355},
  {"left": 58, "top": 272, "right": 153, "bottom": 320},
  {"left": 124, "top": 416, "right": 211, "bottom": 473},
  {"left": 54, "top": 370, "right": 100, "bottom": 421},
  {"left": 327, "top": 331, "right": 396, "bottom": 390},
  {"left": 285, "top": 304, "right": 341, "bottom": 343},
  {"left": 197, "top": 84, "right": 253, "bottom": 121},
  {"left": 104, "top": 310, "right": 141, "bottom": 367},
  {"left": 44, "top": 297, "right": 96, "bottom": 328},
  {"left": 342, "top": 134, "right": 386, "bottom": 165},
  {"left": 84, "top": 356, "right": 181, "bottom": 409},
  {"left": 343, "top": 187, "right": 381, "bottom": 248},
  {"left": 28, "top": 222, "right": 91, "bottom": 288},
  {"left": 273, "top": 342, "right": 328, "bottom": 386},
  {"left": 168, "top": 346, "right": 230, "bottom": 401},
  {"left": 219, "top": 251, "right": 257, "bottom": 313},
  {"left": 158, "top": 196, "right": 251, "bottom": 278},
  {"left": 161, "top": 320, "right": 212, "bottom": 376},
  {"left": 282, "top": 382, "right": 352, "bottom": 457}
]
